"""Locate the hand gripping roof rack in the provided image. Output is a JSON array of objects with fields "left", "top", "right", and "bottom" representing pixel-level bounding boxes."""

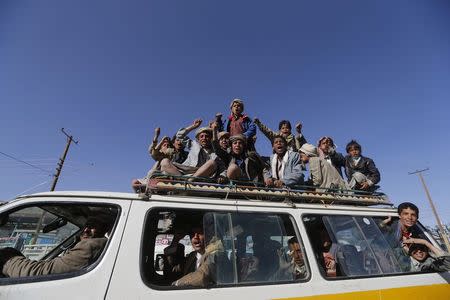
[{"left": 145, "top": 175, "right": 391, "bottom": 206}]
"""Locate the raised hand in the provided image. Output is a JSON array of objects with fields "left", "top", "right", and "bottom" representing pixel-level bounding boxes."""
[{"left": 193, "top": 119, "right": 202, "bottom": 128}]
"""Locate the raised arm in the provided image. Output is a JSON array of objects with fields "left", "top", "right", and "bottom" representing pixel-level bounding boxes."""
[
  {"left": 254, "top": 118, "right": 276, "bottom": 141},
  {"left": 403, "top": 238, "right": 445, "bottom": 257},
  {"left": 294, "top": 122, "right": 307, "bottom": 149},
  {"left": 176, "top": 119, "right": 203, "bottom": 140},
  {"left": 148, "top": 127, "right": 161, "bottom": 158},
  {"left": 243, "top": 118, "right": 257, "bottom": 139}
]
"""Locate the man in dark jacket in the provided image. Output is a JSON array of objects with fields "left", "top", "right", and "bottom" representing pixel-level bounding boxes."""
[
  {"left": 222, "top": 134, "right": 265, "bottom": 183},
  {"left": 344, "top": 140, "right": 380, "bottom": 192}
]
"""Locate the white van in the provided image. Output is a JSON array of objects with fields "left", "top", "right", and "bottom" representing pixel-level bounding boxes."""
[{"left": 0, "top": 182, "right": 448, "bottom": 300}]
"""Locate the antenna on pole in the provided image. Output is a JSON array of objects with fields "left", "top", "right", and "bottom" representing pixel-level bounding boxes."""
[
  {"left": 408, "top": 168, "right": 450, "bottom": 251},
  {"left": 50, "top": 128, "right": 79, "bottom": 191}
]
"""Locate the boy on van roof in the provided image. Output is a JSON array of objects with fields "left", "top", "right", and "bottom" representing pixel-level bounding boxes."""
[
  {"left": 253, "top": 118, "right": 307, "bottom": 151},
  {"left": 344, "top": 140, "right": 380, "bottom": 192},
  {"left": 224, "top": 99, "right": 256, "bottom": 151},
  {"left": 220, "top": 134, "right": 265, "bottom": 183},
  {"left": 263, "top": 135, "right": 304, "bottom": 188}
]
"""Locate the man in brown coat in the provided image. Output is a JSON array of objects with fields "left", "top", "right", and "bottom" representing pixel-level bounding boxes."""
[{"left": 1, "top": 217, "right": 109, "bottom": 278}]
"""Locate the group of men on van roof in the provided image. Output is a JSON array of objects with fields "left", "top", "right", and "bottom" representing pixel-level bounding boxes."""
[{"left": 132, "top": 98, "right": 380, "bottom": 193}]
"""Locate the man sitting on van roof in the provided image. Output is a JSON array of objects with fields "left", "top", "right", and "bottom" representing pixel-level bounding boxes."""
[
  {"left": 0, "top": 217, "right": 110, "bottom": 278},
  {"left": 220, "top": 134, "right": 265, "bottom": 183},
  {"left": 253, "top": 118, "right": 307, "bottom": 152},
  {"left": 263, "top": 135, "right": 304, "bottom": 188},
  {"left": 344, "top": 140, "right": 380, "bottom": 192},
  {"left": 299, "top": 143, "right": 348, "bottom": 191},
  {"left": 160, "top": 119, "right": 221, "bottom": 180}
]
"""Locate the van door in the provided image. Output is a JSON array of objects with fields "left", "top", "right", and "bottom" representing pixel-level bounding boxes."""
[{"left": 0, "top": 198, "right": 130, "bottom": 300}]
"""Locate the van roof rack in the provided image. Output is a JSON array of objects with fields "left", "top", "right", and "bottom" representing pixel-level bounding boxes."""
[{"left": 146, "top": 175, "right": 391, "bottom": 206}]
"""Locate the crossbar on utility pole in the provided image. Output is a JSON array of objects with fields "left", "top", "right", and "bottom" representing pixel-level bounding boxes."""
[
  {"left": 409, "top": 168, "right": 450, "bottom": 252},
  {"left": 50, "top": 128, "right": 78, "bottom": 191}
]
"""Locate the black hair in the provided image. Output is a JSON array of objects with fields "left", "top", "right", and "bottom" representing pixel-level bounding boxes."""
[
  {"left": 346, "top": 140, "right": 361, "bottom": 153},
  {"left": 288, "top": 237, "right": 298, "bottom": 245},
  {"left": 84, "top": 216, "right": 111, "bottom": 235},
  {"left": 318, "top": 136, "right": 335, "bottom": 147},
  {"left": 271, "top": 134, "right": 287, "bottom": 145},
  {"left": 278, "top": 120, "right": 292, "bottom": 130},
  {"left": 398, "top": 202, "right": 419, "bottom": 218},
  {"left": 408, "top": 243, "right": 428, "bottom": 256}
]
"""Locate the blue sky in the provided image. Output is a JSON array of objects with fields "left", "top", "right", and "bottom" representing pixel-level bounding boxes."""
[{"left": 0, "top": 0, "right": 449, "bottom": 227}]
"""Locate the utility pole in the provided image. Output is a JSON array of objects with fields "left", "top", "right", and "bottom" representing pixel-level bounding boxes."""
[
  {"left": 31, "top": 129, "right": 78, "bottom": 244},
  {"left": 50, "top": 128, "right": 78, "bottom": 191},
  {"left": 409, "top": 168, "right": 450, "bottom": 251}
]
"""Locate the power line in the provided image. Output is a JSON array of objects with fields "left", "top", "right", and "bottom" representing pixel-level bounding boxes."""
[
  {"left": 12, "top": 179, "right": 52, "bottom": 199},
  {"left": 0, "top": 150, "right": 52, "bottom": 175}
]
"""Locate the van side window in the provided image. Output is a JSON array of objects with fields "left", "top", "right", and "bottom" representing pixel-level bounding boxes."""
[
  {"left": 0, "top": 204, "right": 118, "bottom": 280},
  {"left": 303, "top": 214, "right": 434, "bottom": 279},
  {"left": 141, "top": 209, "right": 308, "bottom": 289}
]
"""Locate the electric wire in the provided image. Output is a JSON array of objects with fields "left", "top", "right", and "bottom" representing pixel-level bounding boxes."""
[
  {"left": 12, "top": 179, "right": 53, "bottom": 200},
  {"left": 0, "top": 150, "right": 52, "bottom": 175}
]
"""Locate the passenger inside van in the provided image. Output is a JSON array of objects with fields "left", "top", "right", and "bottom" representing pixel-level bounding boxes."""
[
  {"left": 173, "top": 218, "right": 231, "bottom": 288},
  {"left": 151, "top": 210, "right": 305, "bottom": 287},
  {"left": 273, "top": 237, "right": 307, "bottom": 280},
  {"left": 305, "top": 216, "right": 368, "bottom": 278},
  {"left": 317, "top": 226, "right": 340, "bottom": 277},
  {"left": 378, "top": 202, "right": 428, "bottom": 271},
  {"left": 406, "top": 237, "right": 450, "bottom": 272}
]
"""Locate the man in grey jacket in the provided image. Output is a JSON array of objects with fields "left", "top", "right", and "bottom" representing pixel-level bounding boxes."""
[
  {"left": 263, "top": 135, "right": 304, "bottom": 188},
  {"left": 299, "top": 143, "right": 348, "bottom": 192},
  {"left": 1, "top": 217, "right": 109, "bottom": 278}
]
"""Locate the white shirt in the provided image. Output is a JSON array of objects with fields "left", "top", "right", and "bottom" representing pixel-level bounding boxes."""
[{"left": 196, "top": 252, "right": 203, "bottom": 269}]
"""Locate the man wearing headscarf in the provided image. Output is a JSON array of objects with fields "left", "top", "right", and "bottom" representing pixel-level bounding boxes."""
[
  {"left": 160, "top": 119, "right": 221, "bottom": 179},
  {"left": 299, "top": 143, "right": 348, "bottom": 191},
  {"left": 317, "top": 136, "right": 346, "bottom": 177}
]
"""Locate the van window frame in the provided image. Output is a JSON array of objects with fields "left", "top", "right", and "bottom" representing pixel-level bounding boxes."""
[
  {"left": 140, "top": 206, "right": 311, "bottom": 290},
  {"left": 302, "top": 212, "right": 441, "bottom": 281},
  {"left": 0, "top": 201, "right": 121, "bottom": 286}
]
